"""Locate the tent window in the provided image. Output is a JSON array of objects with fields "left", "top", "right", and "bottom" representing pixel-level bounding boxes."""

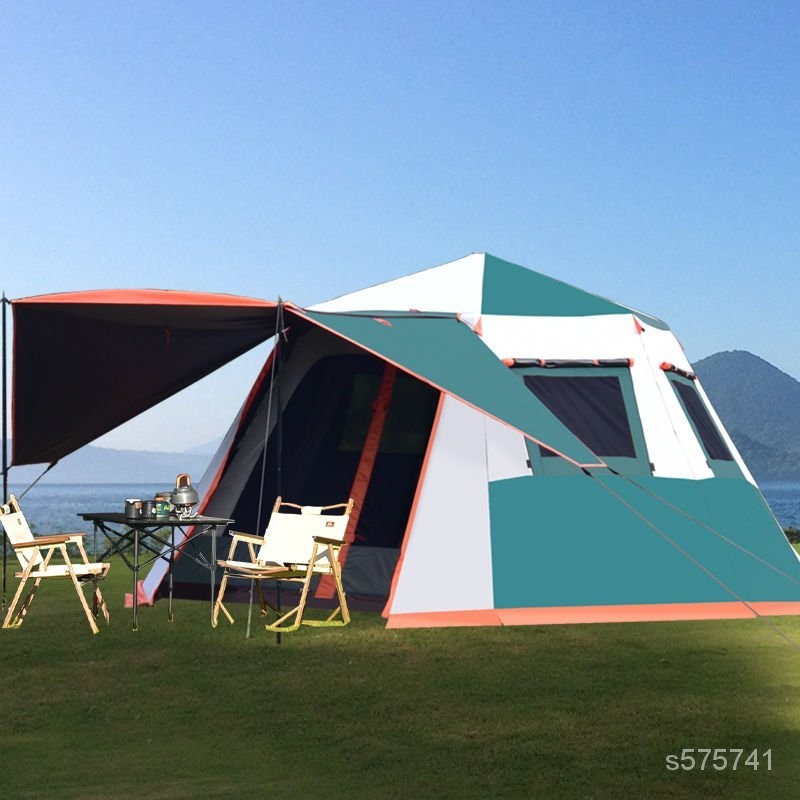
[
  {"left": 522, "top": 374, "right": 636, "bottom": 458},
  {"left": 668, "top": 377, "right": 733, "bottom": 462},
  {"left": 379, "top": 373, "right": 437, "bottom": 454},
  {"left": 339, "top": 373, "right": 381, "bottom": 452},
  {"left": 338, "top": 371, "right": 435, "bottom": 455}
]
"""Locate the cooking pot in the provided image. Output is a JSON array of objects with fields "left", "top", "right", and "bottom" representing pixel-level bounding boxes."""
[{"left": 170, "top": 473, "right": 199, "bottom": 509}]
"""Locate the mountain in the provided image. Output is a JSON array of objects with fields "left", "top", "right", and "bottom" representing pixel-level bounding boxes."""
[
  {"left": 185, "top": 436, "right": 224, "bottom": 456},
  {"left": 693, "top": 350, "right": 800, "bottom": 480},
  {"left": 6, "top": 444, "right": 212, "bottom": 485}
]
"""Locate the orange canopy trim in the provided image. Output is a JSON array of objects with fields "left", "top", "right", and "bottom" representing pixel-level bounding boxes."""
[{"left": 14, "top": 288, "right": 276, "bottom": 308}]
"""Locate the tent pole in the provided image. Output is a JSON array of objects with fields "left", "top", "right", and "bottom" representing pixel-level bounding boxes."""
[
  {"left": 276, "top": 300, "right": 283, "bottom": 499},
  {"left": 244, "top": 306, "right": 283, "bottom": 641},
  {"left": 275, "top": 300, "right": 284, "bottom": 646},
  {"left": 2, "top": 292, "right": 8, "bottom": 611}
]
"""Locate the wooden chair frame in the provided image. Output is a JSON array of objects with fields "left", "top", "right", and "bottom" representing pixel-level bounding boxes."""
[
  {"left": 1, "top": 495, "right": 110, "bottom": 635},
  {"left": 213, "top": 497, "right": 353, "bottom": 633}
]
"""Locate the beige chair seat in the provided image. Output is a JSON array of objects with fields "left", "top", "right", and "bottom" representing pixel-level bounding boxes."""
[
  {"left": 213, "top": 497, "right": 353, "bottom": 632},
  {"left": 16, "top": 563, "right": 111, "bottom": 580}
]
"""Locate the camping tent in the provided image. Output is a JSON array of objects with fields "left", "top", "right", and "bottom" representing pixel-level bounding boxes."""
[{"left": 7, "top": 254, "right": 800, "bottom": 627}]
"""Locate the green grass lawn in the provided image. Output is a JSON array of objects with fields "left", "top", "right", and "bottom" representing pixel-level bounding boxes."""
[{"left": 1, "top": 560, "right": 800, "bottom": 799}]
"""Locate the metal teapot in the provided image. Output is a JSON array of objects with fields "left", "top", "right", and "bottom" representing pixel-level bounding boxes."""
[{"left": 170, "top": 473, "right": 199, "bottom": 516}]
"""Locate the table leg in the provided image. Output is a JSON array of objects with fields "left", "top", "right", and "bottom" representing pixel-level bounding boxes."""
[{"left": 132, "top": 528, "right": 139, "bottom": 632}]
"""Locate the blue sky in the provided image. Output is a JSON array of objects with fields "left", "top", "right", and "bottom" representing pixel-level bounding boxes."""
[{"left": 1, "top": 1, "right": 798, "bottom": 452}]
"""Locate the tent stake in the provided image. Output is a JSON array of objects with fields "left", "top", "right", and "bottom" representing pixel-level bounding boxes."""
[{"left": 245, "top": 578, "right": 254, "bottom": 639}]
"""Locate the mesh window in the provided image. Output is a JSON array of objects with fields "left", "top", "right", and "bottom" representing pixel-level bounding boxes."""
[
  {"left": 671, "top": 380, "right": 733, "bottom": 461},
  {"left": 523, "top": 374, "right": 636, "bottom": 458}
]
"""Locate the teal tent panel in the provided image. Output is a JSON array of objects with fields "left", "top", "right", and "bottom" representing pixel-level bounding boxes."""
[
  {"left": 489, "top": 474, "right": 800, "bottom": 609},
  {"left": 298, "top": 309, "right": 601, "bottom": 466},
  {"left": 481, "top": 254, "right": 669, "bottom": 329}
]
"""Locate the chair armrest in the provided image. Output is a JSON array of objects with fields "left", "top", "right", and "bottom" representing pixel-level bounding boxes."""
[
  {"left": 13, "top": 533, "right": 82, "bottom": 548},
  {"left": 228, "top": 531, "right": 264, "bottom": 545},
  {"left": 319, "top": 500, "right": 354, "bottom": 513},
  {"left": 313, "top": 535, "right": 344, "bottom": 546},
  {"left": 276, "top": 500, "right": 304, "bottom": 510}
]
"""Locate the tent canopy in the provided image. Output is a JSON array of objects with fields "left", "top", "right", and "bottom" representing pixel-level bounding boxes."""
[
  {"left": 11, "top": 290, "right": 277, "bottom": 465},
  {"left": 10, "top": 292, "right": 602, "bottom": 469}
]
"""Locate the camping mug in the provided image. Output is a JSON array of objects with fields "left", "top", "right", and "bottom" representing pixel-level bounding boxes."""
[
  {"left": 154, "top": 492, "right": 172, "bottom": 519},
  {"left": 141, "top": 500, "right": 157, "bottom": 520},
  {"left": 125, "top": 499, "right": 142, "bottom": 519}
]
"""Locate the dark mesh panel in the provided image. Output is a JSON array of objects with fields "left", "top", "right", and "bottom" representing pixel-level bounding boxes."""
[
  {"left": 672, "top": 381, "right": 733, "bottom": 461},
  {"left": 523, "top": 375, "right": 635, "bottom": 458}
]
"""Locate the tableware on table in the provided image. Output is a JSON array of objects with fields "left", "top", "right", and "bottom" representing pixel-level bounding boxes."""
[
  {"left": 125, "top": 499, "right": 142, "bottom": 519},
  {"left": 170, "top": 473, "right": 200, "bottom": 518},
  {"left": 154, "top": 491, "right": 172, "bottom": 519}
]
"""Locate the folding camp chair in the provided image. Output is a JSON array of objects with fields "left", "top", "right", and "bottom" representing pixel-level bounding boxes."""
[
  {"left": 1, "top": 494, "right": 110, "bottom": 635},
  {"left": 213, "top": 497, "right": 353, "bottom": 632}
]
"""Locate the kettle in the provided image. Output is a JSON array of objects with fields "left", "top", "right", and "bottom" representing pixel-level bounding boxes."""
[{"left": 170, "top": 473, "right": 200, "bottom": 510}]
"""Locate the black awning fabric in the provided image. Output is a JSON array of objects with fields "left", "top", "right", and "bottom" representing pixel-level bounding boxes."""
[{"left": 11, "top": 290, "right": 277, "bottom": 465}]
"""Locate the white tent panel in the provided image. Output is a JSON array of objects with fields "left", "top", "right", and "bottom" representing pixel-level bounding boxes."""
[
  {"left": 310, "top": 253, "right": 485, "bottom": 314},
  {"left": 485, "top": 414, "right": 532, "bottom": 482},
  {"left": 479, "top": 313, "right": 641, "bottom": 361},
  {"left": 632, "top": 325, "right": 752, "bottom": 482},
  {"left": 633, "top": 325, "right": 717, "bottom": 479},
  {"left": 624, "top": 324, "right": 710, "bottom": 479},
  {"left": 387, "top": 395, "right": 494, "bottom": 616},
  {"left": 628, "top": 364, "right": 700, "bottom": 479}
]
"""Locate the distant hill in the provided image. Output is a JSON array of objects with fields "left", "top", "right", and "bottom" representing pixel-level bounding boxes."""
[
  {"left": 693, "top": 350, "right": 800, "bottom": 480},
  {"left": 185, "top": 436, "right": 224, "bottom": 456},
  {"left": 6, "top": 443, "right": 213, "bottom": 486}
]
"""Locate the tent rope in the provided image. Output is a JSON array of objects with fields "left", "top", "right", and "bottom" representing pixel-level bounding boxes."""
[
  {"left": 587, "top": 470, "right": 800, "bottom": 656},
  {"left": 562, "top": 402, "right": 800, "bottom": 594},
  {"left": 246, "top": 301, "right": 283, "bottom": 640},
  {"left": 536, "top": 394, "right": 800, "bottom": 653},
  {"left": 16, "top": 461, "right": 58, "bottom": 501},
  {"left": 602, "top": 467, "right": 800, "bottom": 591},
  {"left": 3, "top": 462, "right": 57, "bottom": 610}
]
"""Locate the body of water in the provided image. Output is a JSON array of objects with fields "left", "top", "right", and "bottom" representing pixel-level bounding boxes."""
[
  {"left": 4, "top": 480, "right": 800, "bottom": 535},
  {"left": 5, "top": 484, "right": 169, "bottom": 535},
  {"left": 758, "top": 481, "right": 800, "bottom": 529}
]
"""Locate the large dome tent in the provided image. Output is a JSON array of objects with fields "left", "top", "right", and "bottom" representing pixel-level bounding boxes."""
[{"left": 8, "top": 254, "right": 800, "bottom": 628}]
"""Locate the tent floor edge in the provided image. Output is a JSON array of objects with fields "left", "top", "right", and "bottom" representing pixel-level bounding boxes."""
[{"left": 386, "top": 601, "right": 800, "bottom": 629}]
